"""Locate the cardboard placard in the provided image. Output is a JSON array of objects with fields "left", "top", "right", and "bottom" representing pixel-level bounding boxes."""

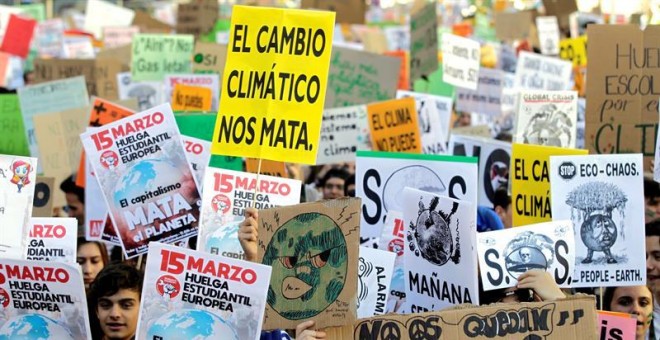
[
  {"left": 32, "top": 176, "right": 54, "bottom": 218},
  {"left": 211, "top": 6, "right": 335, "bottom": 165},
  {"left": 402, "top": 188, "right": 478, "bottom": 312},
  {"left": 176, "top": 1, "right": 218, "bottom": 37},
  {"left": 192, "top": 42, "right": 227, "bottom": 74},
  {"left": 356, "top": 151, "right": 478, "bottom": 239},
  {"left": 0, "top": 94, "right": 29, "bottom": 156},
  {"left": 18, "top": 76, "right": 89, "bottom": 164},
  {"left": 325, "top": 47, "right": 401, "bottom": 109},
  {"left": 80, "top": 103, "right": 201, "bottom": 258},
  {"left": 0, "top": 259, "right": 92, "bottom": 339},
  {"left": 455, "top": 67, "right": 504, "bottom": 117},
  {"left": 494, "top": 11, "right": 532, "bottom": 41},
  {"left": 449, "top": 135, "right": 511, "bottom": 208},
  {"left": 477, "top": 220, "right": 575, "bottom": 291},
  {"left": 0, "top": 14, "right": 36, "bottom": 58},
  {"left": 585, "top": 25, "right": 660, "bottom": 172},
  {"left": 511, "top": 143, "right": 587, "bottom": 227},
  {"left": 397, "top": 90, "right": 453, "bottom": 152},
  {"left": 514, "top": 51, "right": 573, "bottom": 91},
  {"left": 300, "top": 0, "right": 366, "bottom": 24},
  {"left": 317, "top": 105, "right": 370, "bottom": 165},
  {"left": 131, "top": 34, "right": 194, "bottom": 81},
  {"left": 441, "top": 33, "right": 480, "bottom": 90},
  {"left": 132, "top": 10, "right": 172, "bottom": 34},
  {"left": 514, "top": 90, "right": 578, "bottom": 148},
  {"left": 409, "top": 1, "right": 438, "bottom": 82},
  {"left": 0, "top": 155, "right": 37, "bottom": 259},
  {"left": 550, "top": 154, "right": 646, "bottom": 288},
  {"left": 367, "top": 97, "right": 421, "bottom": 154},
  {"left": 197, "top": 167, "right": 301, "bottom": 259},
  {"left": 384, "top": 50, "right": 409, "bottom": 90},
  {"left": 257, "top": 198, "right": 360, "bottom": 329},
  {"left": 25, "top": 217, "right": 77, "bottom": 263},
  {"left": 325, "top": 295, "right": 598, "bottom": 340},
  {"left": 33, "top": 58, "right": 124, "bottom": 99},
  {"left": 357, "top": 246, "right": 395, "bottom": 318},
  {"left": 136, "top": 242, "right": 271, "bottom": 340}
]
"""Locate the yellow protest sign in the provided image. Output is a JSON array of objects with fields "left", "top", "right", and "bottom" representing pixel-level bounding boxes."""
[
  {"left": 171, "top": 84, "right": 213, "bottom": 112},
  {"left": 559, "top": 36, "right": 587, "bottom": 66},
  {"left": 511, "top": 143, "right": 587, "bottom": 227},
  {"left": 211, "top": 6, "right": 335, "bottom": 164},
  {"left": 367, "top": 97, "right": 422, "bottom": 153}
]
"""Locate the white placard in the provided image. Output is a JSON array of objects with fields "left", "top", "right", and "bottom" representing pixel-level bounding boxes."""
[
  {"left": 357, "top": 246, "right": 396, "bottom": 318},
  {"left": 514, "top": 51, "right": 572, "bottom": 91},
  {"left": 536, "top": 16, "right": 560, "bottom": 55},
  {"left": 0, "top": 155, "right": 37, "bottom": 259},
  {"left": 441, "top": 33, "right": 481, "bottom": 90},
  {"left": 514, "top": 90, "right": 578, "bottom": 148},
  {"left": 455, "top": 68, "right": 504, "bottom": 117},
  {"left": 397, "top": 90, "right": 452, "bottom": 152},
  {"left": 317, "top": 105, "right": 371, "bottom": 165},
  {"left": 25, "top": 217, "right": 77, "bottom": 264}
]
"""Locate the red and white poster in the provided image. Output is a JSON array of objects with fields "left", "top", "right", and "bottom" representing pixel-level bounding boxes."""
[
  {"left": 25, "top": 217, "right": 77, "bottom": 264},
  {"left": 0, "top": 259, "right": 92, "bottom": 339},
  {"left": 80, "top": 103, "right": 202, "bottom": 258},
  {"left": 136, "top": 242, "right": 271, "bottom": 340}
]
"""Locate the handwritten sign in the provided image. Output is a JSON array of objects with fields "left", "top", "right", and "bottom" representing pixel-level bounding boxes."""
[
  {"left": 455, "top": 67, "right": 504, "bottom": 117},
  {"left": 33, "top": 58, "right": 123, "bottom": 99},
  {"left": 409, "top": 1, "right": 438, "bottom": 81},
  {"left": 514, "top": 51, "right": 573, "bottom": 91},
  {"left": 511, "top": 143, "right": 587, "bottom": 227},
  {"left": 441, "top": 33, "right": 480, "bottom": 90},
  {"left": 0, "top": 94, "right": 29, "bottom": 156},
  {"left": 192, "top": 41, "right": 227, "bottom": 74},
  {"left": 211, "top": 6, "right": 335, "bottom": 164},
  {"left": 585, "top": 25, "right": 660, "bottom": 172},
  {"left": 367, "top": 97, "right": 421, "bottom": 153},
  {"left": 536, "top": 16, "right": 560, "bottom": 55},
  {"left": 550, "top": 153, "right": 645, "bottom": 288},
  {"left": 176, "top": 1, "right": 218, "bottom": 37},
  {"left": 164, "top": 74, "right": 219, "bottom": 111},
  {"left": 477, "top": 220, "right": 575, "bottom": 291},
  {"left": 171, "top": 84, "right": 212, "bottom": 112},
  {"left": 325, "top": 46, "right": 400, "bottom": 108},
  {"left": 317, "top": 105, "right": 370, "bottom": 164},
  {"left": 131, "top": 34, "right": 194, "bottom": 81},
  {"left": 103, "top": 26, "right": 139, "bottom": 49}
]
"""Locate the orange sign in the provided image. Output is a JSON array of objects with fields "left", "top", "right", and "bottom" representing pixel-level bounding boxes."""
[
  {"left": 245, "top": 158, "right": 289, "bottom": 178},
  {"left": 367, "top": 97, "right": 421, "bottom": 153},
  {"left": 171, "top": 84, "right": 212, "bottom": 112}
]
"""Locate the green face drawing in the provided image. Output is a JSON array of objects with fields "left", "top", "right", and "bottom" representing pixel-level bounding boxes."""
[{"left": 262, "top": 213, "right": 348, "bottom": 320}]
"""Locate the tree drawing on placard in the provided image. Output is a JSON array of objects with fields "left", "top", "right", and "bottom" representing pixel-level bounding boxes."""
[
  {"left": 407, "top": 196, "right": 460, "bottom": 266},
  {"left": 262, "top": 213, "right": 348, "bottom": 320},
  {"left": 566, "top": 182, "right": 627, "bottom": 265},
  {"left": 522, "top": 103, "right": 573, "bottom": 147}
]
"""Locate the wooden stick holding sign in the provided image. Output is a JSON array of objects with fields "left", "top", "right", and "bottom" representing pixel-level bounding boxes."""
[{"left": 251, "top": 158, "right": 262, "bottom": 208}]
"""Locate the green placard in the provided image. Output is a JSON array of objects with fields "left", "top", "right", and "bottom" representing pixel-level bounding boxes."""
[
  {"left": 20, "top": 3, "right": 46, "bottom": 22},
  {"left": 0, "top": 95, "right": 30, "bottom": 156},
  {"left": 200, "top": 19, "right": 231, "bottom": 43},
  {"left": 413, "top": 63, "right": 455, "bottom": 98},
  {"left": 175, "top": 113, "right": 242, "bottom": 170},
  {"left": 131, "top": 34, "right": 194, "bottom": 81}
]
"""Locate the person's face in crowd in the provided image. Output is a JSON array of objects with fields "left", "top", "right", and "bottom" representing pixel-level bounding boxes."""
[
  {"left": 96, "top": 289, "right": 140, "bottom": 340},
  {"left": 646, "top": 235, "right": 660, "bottom": 294},
  {"left": 346, "top": 183, "right": 356, "bottom": 197},
  {"left": 77, "top": 243, "right": 104, "bottom": 289},
  {"left": 323, "top": 177, "right": 345, "bottom": 199},
  {"left": 645, "top": 196, "right": 660, "bottom": 223},
  {"left": 495, "top": 204, "right": 513, "bottom": 229},
  {"left": 65, "top": 192, "right": 84, "bottom": 225},
  {"left": 608, "top": 286, "right": 653, "bottom": 340}
]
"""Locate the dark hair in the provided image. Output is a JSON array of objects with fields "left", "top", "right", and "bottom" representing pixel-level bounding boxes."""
[
  {"left": 320, "top": 168, "right": 349, "bottom": 188},
  {"left": 602, "top": 286, "right": 652, "bottom": 311},
  {"left": 60, "top": 174, "right": 85, "bottom": 204},
  {"left": 645, "top": 178, "right": 660, "bottom": 200},
  {"left": 77, "top": 237, "right": 109, "bottom": 267},
  {"left": 344, "top": 174, "right": 355, "bottom": 197},
  {"left": 646, "top": 220, "right": 660, "bottom": 237},
  {"left": 493, "top": 187, "right": 511, "bottom": 210}
]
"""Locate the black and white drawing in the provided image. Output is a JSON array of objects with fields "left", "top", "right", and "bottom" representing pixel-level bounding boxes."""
[
  {"left": 117, "top": 72, "right": 163, "bottom": 111},
  {"left": 407, "top": 196, "right": 460, "bottom": 266},
  {"left": 356, "top": 247, "right": 395, "bottom": 318},
  {"left": 515, "top": 91, "right": 578, "bottom": 148},
  {"left": 397, "top": 90, "right": 453, "bottom": 154},
  {"left": 550, "top": 154, "right": 646, "bottom": 287},
  {"left": 403, "top": 188, "right": 478, "bottom": 311},
  {"left": 477, "top": 221, "right": 574, "bottom": 291}
]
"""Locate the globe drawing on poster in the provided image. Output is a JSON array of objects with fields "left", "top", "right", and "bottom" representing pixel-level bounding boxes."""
[{"left": 146, "top": 309, "right": 238, "bottom": 340}]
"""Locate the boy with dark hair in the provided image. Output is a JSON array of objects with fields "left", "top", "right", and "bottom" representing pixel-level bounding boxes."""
[
  {"left": 60, "top": 174, "right": 85, "bottom": 230},
  {"left": 88, "top": 263, "right": 143, "bottom": 340},
  {"left": 344, "top": 174, "right": 355, "bottom": 197},
  {"left": 645, "top": 177, "right": 660, "bottom": 223},
  {"left": 320, "top": 168, "right": 349, "bottom": 200}
]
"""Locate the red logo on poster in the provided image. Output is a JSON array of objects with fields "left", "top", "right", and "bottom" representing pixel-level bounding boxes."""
[
  {"left": 211, "top": 194, "right": 231, "bottom": 214},
  {"left": 99, "top": 150, "right": 119, "bottom": 169},
  {"left": 0, "top": 288, "right": 9, "bottom": 308},
  {"left": 388, "top": 238, "right": 404, "bottom": 256},
  {"left": 156, "top": 275, "right": 180, "bottom": 299}
]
